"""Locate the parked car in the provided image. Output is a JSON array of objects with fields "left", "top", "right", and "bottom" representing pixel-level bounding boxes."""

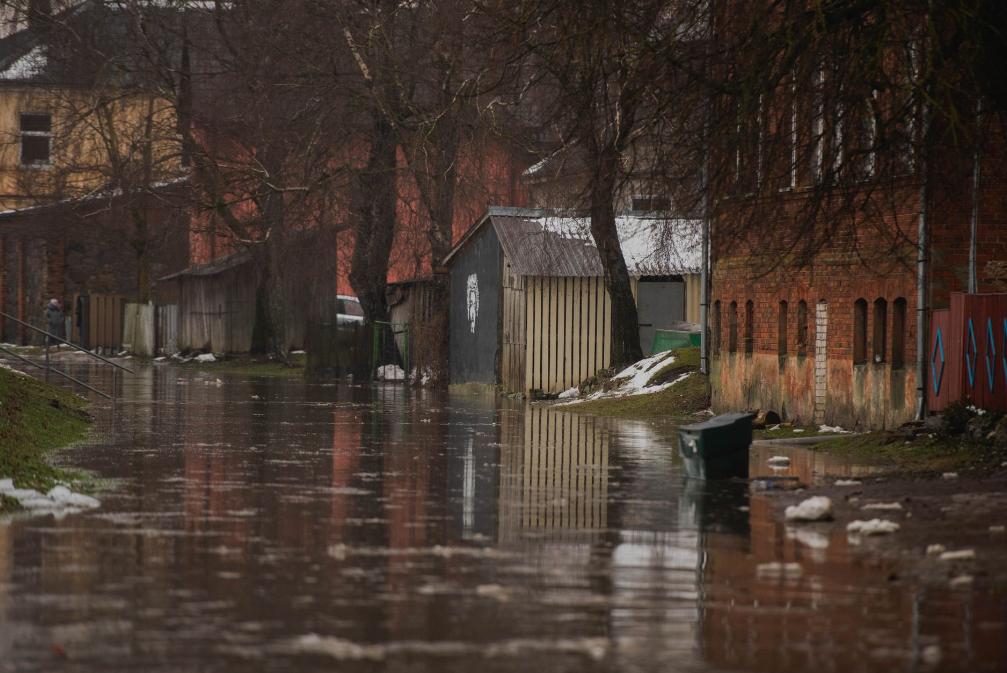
[{"left": 337, "top": 295, "right": 365, "bottom": 326}]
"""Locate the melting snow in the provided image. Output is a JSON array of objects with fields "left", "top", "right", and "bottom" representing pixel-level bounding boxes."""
[
  {"left": 557, "top": 387, "right": 579, "bottom": 399},
  {"left": 195, "top": 353, "right": 217, "bottom": 363},
  {"left": 834, "top": 479, "right": 862, "bottom": 486},
  {"left": 938, "top": 549, "right": 975, "bottom": 562},
  {"left": 756, "top": 562, "right": 803, "bottom": 579},
  {"left": 818, "top": 424, "right": 850, "bottom": 434},
  {"left": 767, "top": 455, "right": 791, "bottom": 466},
  {"left": 375, "top": 365, "right": 406, "bottom": 382},
  {"left": 926, "top": 544, "right": 946, "bottom": 556},
  {"left": 784, "top": 496, "right": 832, "bottom": 522},
  {"left": 861, "top": 502, "right": 903, "bottom": 511},
  {"left": 0, "top": 479, "right": 99, "bottom": 515},
  {"left": 279, "top": 634, "right": 608, "bottom": 661},
  {"left": 846, "top": 519, "right": 900, "bottom": 535}
]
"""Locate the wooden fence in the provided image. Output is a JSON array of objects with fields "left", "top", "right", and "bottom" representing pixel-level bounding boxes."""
[{"left": 157, "top": 304, "right": 179, "bottom": 355}]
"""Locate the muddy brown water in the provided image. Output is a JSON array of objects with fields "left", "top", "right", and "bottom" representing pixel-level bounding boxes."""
[{"left": 0, "top": 364, "right": 1003, "bottom": 672}]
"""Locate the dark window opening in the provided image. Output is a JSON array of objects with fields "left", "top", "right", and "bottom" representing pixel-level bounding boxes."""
[
  {"left": 778, "top": 300, "right": 788, "bottom": 356},
  {"left": 853, "top": 298, "right": 868, "bottom": 364},
  {"left": 20, "top": 112, "right": 51, "bottom": 165},
  {"left": 873, "top": 298, "right": 887, "bottom": 363},
  {"left": 797, "top": 300, "right": 808, "bottom": 355},
  {"left": 892, "top": 298, "right": 906, "bottom": 369},
  {"left": 744, "top": 300, "right": 754, "bottom": 354},
  {"left": 713, "top": 300, "right": 722, "bottom": 356},
  {"left": 728, "top": 301, "right": 738, "bottom": 353}
]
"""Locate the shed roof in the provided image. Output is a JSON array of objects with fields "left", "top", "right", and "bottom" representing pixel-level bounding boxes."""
[
  {"left": 445, "top": 207, "right": 702, "bottom": 277},
  {"left": 159, "top": 249, "right": 252, "bottom": 281}
]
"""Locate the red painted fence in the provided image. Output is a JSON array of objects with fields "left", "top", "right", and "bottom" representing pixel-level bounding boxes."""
[{"left": 929, "top": 292, "right": 1007, "bottom": 413}]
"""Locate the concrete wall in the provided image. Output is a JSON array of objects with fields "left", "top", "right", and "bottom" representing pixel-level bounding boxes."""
[{"left": 448, "top": 224, "right": 502, "bottom": 385}]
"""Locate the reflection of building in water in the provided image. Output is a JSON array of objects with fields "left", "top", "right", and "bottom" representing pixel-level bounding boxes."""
[
  {"left": 498, "top": 406, "right": 609, "bottom": 544},
  {"left": 444, "top": 391, "right": 501, "bottom": 542},
  {"left": 748, "top": 442, "right": 884, "bottom": 484},
  {"left": 699, "top": 491, "right": 1007, "bottom": 672}
]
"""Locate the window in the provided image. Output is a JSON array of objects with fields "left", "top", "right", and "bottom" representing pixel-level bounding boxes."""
[
  {"left": 853, "top": 298, "right": 868, "bottom": 364},
  {"left": 778, "top": 300, "right": 788, "bottom": 356},
  {"left": 20, "top": 113, "right": 51, "bottom": 166},
  {"left": 892, "top": 298, "right": 907, "bottom": 369},
  {"left": 631, "top": 195, "right": 671, "bottom": 212},
  {"left": 797, "top": 300, "right": 808, "bottom": 356},
  {"left": 873, "top": 298, "right": 887, "bottom": 363},
  {"left": 728, "top": 301, "right": 738, "bottom": 353},
  {"left": 713, "top": 300, "right": 722, "bottom": 356},
  {"left": 744, "top": 300, "right": 754, "bottom": 354}
]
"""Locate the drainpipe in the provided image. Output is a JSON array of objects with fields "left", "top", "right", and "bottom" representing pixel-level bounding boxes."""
[
  {"left": 915, "top": 100, "right": 930, "bottom": 421},
  {"left": 968, "top": 97, "right": 983, "bottom": 294},
  {"left": 699, "top": 6, "right": 712, "bottom": 377}
]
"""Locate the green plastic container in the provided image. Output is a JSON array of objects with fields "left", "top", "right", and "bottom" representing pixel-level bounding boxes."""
[
  {"left": 652, "top": 329, "right": 701, "bottom": 353},
  {"left": 678, "top": 412, "right": 755, "bottom": 480}
]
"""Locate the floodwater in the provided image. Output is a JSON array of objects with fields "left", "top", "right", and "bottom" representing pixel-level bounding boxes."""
[{"left": 0, "top": 365, "right": 1004, "bottom": 672}]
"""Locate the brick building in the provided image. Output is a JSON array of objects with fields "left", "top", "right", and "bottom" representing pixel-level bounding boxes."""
[{"left": 709, "top": 106, "right": 1007, "bottom": 430}]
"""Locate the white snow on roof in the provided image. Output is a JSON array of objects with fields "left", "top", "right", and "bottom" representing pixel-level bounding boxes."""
[
  {"left": 536, "top": 214, "right": 702, "bottom": 275},
  {"left": 1, "top": 45, "right": 47, "bottom": 80}
]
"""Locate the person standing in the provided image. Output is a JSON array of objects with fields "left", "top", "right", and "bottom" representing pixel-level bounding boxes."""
[{"left": 44, "top": 298, "right": 64, "bottom": 348}]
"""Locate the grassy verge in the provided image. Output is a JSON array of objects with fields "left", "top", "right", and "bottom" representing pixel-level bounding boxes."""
[
  {"left": 0, "top": 366, "right": 93, "bottom": 511},
  {"left": 755, "top": 426, "right": 833, "bottom": 440},
  {"left": 562, "top": 348, "right": 710, "bottom": 420},
  {"left": 809, "top": 431, "right": 1007, "bottom": 475}
]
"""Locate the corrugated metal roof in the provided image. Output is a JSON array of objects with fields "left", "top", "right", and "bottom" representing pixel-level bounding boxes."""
[{"left": 486, "top": 209, "right": 701, "bottom": 277}]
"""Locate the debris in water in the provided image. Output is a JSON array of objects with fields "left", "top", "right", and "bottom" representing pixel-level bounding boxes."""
[
  {"left": 949, "top": 574, "right": 974, "bottom": 589},
  {"left": 834, "top": 479, "right": 862, "bottom": 486},
  {"left": 767, "top": 455, "right": 791, "bottom": 466},
  {"left": 861, "top": 502, "right": 903, "bottom": 511},
  {"left": 921, "top": 644, "right": 942, "bottom": 666},
  {"left": 926, "top": 544, "right": 946, "bottom": 556},
  {"left": 938, "top": 549, "right": 975, "bottom": 562},
  {"left": 784, "top": 496, "right": 833, "bottom": 522},
  {"left": 941, "top": 472, "right": 958, "bottom": 480},
  {"left": 756, "top": 562, "right": 803, "bottom": 579},
  {"left": 846, "top": 519, "right": 900, "bottom": 535},
  {"left": 989, "top": 525, "right": 1005, "bottom": 534}
]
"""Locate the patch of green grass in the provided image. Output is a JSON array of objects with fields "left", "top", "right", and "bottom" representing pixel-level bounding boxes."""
[
  {"left": 0, "top": 367, "right": 93, "bottom": 510},
  {"left": 811, "top": 430, "right": 1007, "bottom": 475},
  {"left": 565, "top": 348, "right": 709, "bottom": 419},
  {"left": 183, "top": 354, "right": 306, "bottom": 379}
]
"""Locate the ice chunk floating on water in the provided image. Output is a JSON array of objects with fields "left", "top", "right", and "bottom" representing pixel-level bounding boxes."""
[
  {"left": 767, "top": 455, "right": 791, "bottom": 466},
  {"left": 0, "top": 479, "right": 100, "bottom": 514},
  {"left": 846, "top": 519, "right": 900, "bottom": 535},
  {"left": 784, "top": 496, "right": 833, "bottom": 522}
]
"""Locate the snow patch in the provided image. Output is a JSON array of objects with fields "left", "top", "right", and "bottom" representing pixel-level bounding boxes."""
[
  {"left": 0, "top": 479, "right": 100, "bottom": 515},
  {"left": 846, "top": 519, "right": 900, "bottom": 535},
  {"left": 861, "top": 502, "right": 903, "bottom": 511},
  {"left": 926, "top": 544, "right": 946, "bottom": 556},
  {"left": 941, "top": 472, "right": 959, "bottom": 480},
  {"left": 834, "top": 479, "right": 862, "bottom": 486},
  {"left": 767, "top": 455, "right": 791, "bottom": 467},
  {"left": 280, "top": 634, "right": 608, "bottom": 661},
  {"left": 784, "top": 496, "right": 832, "bottom": 522},
  {"left": 375, "top": 365, "right": 406, "bottom": 382},
  {"left": 949, "top": 574, "right": 974, "bottom": 589},
  {"left": 818, "top": 424, "right": 850, "bottom": 434},
  {"left": 195, "top": 353, "right": 217, "bottom": 363},
  {"left": 938, "top": 549, "right": 975, "bottom": 562},
  {"left": 557, "top": 387, "right": 579, "bottom": 399}
]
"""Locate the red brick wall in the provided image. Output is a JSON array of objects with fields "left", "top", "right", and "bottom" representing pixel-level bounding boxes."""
[{"left": 710, "top": 186, "right": 922, "bottom": 430}]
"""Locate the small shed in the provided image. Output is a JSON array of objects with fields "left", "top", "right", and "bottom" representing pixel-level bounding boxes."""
[
  {"left": 159, "top": 251, "right": 259, "bottom": 353},
  {"left": 445, "top": 207, "right": 703, "bottom": 394}
]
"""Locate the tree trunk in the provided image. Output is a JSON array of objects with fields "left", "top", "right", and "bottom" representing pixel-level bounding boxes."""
[
  {"left": 350, "top": 112, "right": 400, "bottom": 371},
  {"left": 589, "top": 149, "right": 643, "bottom": 367}
]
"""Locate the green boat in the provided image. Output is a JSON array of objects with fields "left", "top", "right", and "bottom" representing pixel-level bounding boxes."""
[{"left": 678, "top": 412, "right": 756, "bottom": 480}]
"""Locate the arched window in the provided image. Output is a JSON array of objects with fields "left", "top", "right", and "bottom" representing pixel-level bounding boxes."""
[
  {"left": 729, "top": 301, "right": 738, "bottom": 353},
  {"left": 873, "top": 298, "right": 888, "bottom": 363},
  {"left": 853, "top": 298, "right": 868, "bottom": 364},
  {"left": 797, "top": 300, "right": 808, "bottom": 355},
  {"left": 892, "top": 298, "right": 907, "bottom": 369},
  {"left": 778, "top": 300, "right": 788, "bottom": 356},
  {"left": 744, "top": 300, "right": 754, "bottom": 354},
  {"left": 713, "top": 300, "right": 722, "bottom": 356}
]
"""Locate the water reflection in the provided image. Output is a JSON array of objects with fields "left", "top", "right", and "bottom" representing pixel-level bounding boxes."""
[{"left": 0, "top": 366, "right": 1002, "bottom": 672}]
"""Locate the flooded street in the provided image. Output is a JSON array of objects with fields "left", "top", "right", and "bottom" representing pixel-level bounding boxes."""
[{"left": 0, "top": 365, "right": 1004, "bottom": 672}]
